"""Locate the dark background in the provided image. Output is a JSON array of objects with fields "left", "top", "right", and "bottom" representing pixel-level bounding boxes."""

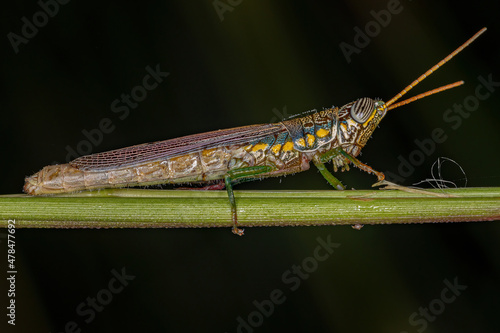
[{"left": 1, "top": 1, "right": 500, "bottom": 332}]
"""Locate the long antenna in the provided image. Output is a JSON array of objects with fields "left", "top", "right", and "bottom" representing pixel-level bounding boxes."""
[
  {"left": 385, "top": 27, "right": 487, "bottom": 109},
  {"left": 387, "top": 81, "right": 463, "bottom": 111}
]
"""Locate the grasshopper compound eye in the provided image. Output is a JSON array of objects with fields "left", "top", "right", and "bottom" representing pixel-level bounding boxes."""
[{"left": 350, "top": 97, "right": 376, "bottom": 123}]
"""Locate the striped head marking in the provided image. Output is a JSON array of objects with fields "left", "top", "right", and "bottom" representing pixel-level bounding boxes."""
[
  {"left": 350, "top": 97, "right": 375, "bottom": 123},
  {"left": 348, "top": 98, "right": 386, "bottom": 125},
  {"left": 349, "top": 98, "right": 387, "bottom": 146}
]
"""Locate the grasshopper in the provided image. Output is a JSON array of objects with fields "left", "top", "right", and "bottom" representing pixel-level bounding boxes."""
[{"left": 24, "top": 28, "right": 486, "bottom": 235}]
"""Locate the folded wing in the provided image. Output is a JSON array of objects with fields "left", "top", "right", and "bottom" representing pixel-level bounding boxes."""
[{"left": 70, "top": 123, "right": 286, "bottom": 171}]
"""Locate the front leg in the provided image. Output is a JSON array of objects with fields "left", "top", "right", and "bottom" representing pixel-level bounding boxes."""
[
  {"left": 316, "top": 148, "right": 448, "bottom": 199},
  {"left": 313, "top": 147, "right": 385, "bottom": 189},
  {"left": 338, "top": 150, "right": 385, "bottom": 181}
]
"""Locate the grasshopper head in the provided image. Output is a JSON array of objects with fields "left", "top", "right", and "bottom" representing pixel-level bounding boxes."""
[{"left": 341, "top": 97, "right": 388, "bottom": 147}]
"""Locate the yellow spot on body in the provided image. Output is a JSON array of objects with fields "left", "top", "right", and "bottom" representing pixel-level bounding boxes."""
[
  {"left": 316, "top": 128, "right": 329, "bottom": 138},
  {"left": 295, "top": 138, "right": 306, "bottom": 148},
  {"left": 271, "top": 144, "right": 281, "bottom": 155},
  {"left": 252, "top": 143, "right": 269, "bottom": 152},
  {"left": 282, "top": 141, "right": 294, "bottom": 151},
  {"left": 201, "top": 148, "right": 217, "bottom": 157},
  {"left": 306, "top": 134, "right": 315, "bottom": 146}
]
